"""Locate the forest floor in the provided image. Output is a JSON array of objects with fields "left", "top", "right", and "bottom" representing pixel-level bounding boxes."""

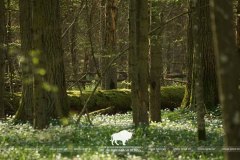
[{"left": 0, "top": 107, "right": 224, "bottom": 160}]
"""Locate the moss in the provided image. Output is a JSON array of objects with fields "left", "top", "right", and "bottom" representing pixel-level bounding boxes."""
[
  {"left": 181, "top": 85, "right": 191, "bottom": 109},
  {"left": 14, "top": 99, "right": 24, "bottom": 120},
  {"left": 6, "top": 87, "right": 185, "bottom": 116},
  {"left": 161, "top": 86, "right": 185, "bottom": 110},
  {"left": 95, "top": 91, "right": 111, "bottom": 109},
  {"left": 89, "top": 106, "right": 115, "bottom": 115}
]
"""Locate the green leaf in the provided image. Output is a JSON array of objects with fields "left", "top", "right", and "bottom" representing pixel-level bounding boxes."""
[
  {"left": 61, "top": 117, "right": 68, "bottom": 126},
  {"left": 42, "top": 82, "right": 51, "bottom": 91},
  {"left": 29, "top": 50, "right": 40, "bottom": 57},
  {"left": 32, "top": 57, "right": 39, "bottom": 65},
  {"left": 39, "top": 69, "right": 46, "bottom": 75}
]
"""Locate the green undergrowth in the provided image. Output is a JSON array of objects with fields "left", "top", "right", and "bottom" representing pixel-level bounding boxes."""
[{"left": 0, "top": 108, "right": 224, "bottom": 160}]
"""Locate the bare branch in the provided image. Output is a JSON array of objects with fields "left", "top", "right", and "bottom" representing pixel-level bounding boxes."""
[
  {"left": 62, "top": 4, "right": 85, "bottom": 38},
  {"left": 76, "top": 47, "right": 130, "bottom": 124}
]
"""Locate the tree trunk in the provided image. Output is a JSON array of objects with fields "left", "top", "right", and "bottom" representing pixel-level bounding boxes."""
[
  {"left": 182, "top": 0, "right": 218, "bottom": 111},
  {"left": 33, "top": 0, "right": 70, "bottom": 129},
  {"left": 181, "top": 0, "right": 194, "bottom": 109},
  {"left": 136, "top": 0, "right": 149, "bottom": 125},
  {"left": 61, "top": 0, "right": 71, "bottom": 58},
  {"left": 71, "top": 11, "right": 78, "bottom": 79},
  {"left": 100, "top": 1, "right": 106, "bottom": 89},
  {"left": 129, "top": 0, "right": 139, "bottom": 124},
  {"left": 104, "top": 0, "right": 117, "bottom": 90},
  {"left": 211, "top": 0, "right": 240, "bottom": 159},
  {"left": 86, "top": 0, "right": 97, "bottom": 80},
  {"left": 33, "top": 0, "right": 48, "bottom": 129},
  {"left": 6, "top": 0, "right": 14, "bottom": 96},
  {"left": 193, "top": 0, "right": 206, "bottom": 141},
  {"left": 15, "top": 0, "right": 33, "bottom": 121},
  {"left": 43, "top": 0, "right": 69, "bottom": 118},
  {"left": 166, "top": 47, "right": 171, "bottom": 74},
  {"left": 0, "top": 0, "right": 6, "bottom": 119},
  {"left": 149, "top": 1, "right": 162, "bottom": 123},
  {"left": 200, "top": 0, "right": 218, "bottom": 110},
  {"left": 82, "top": 47, "right": 89, "bottom": 89},
  {"left": 237, "top": 0, "right": 240, "bottom": 54},
  {"left": 116, "top": 0, "right": 128, "bottom": 89}
]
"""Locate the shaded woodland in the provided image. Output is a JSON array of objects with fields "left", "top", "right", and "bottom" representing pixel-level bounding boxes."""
[{"left": 0, "top": 0, "right": 240, "bottom": 159}]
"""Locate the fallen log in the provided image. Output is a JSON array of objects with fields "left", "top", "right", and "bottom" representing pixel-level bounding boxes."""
[
  {"left": 68, "top": 73, "right": 187, "bottom": 84},
  {"left": 89, "top": 106, "right": 116, "bottom": 115},
  {"left": 164, "top": 73, "right": 186, "bottom": 78},
  {"left": 164, "top": 78, "right": 187, "bottom": 84},
  {"left": 67, "top": 76, "right": 127, "bottom": 83},
  {"left": 4, "top": 86, "right": 185, "bottom": 115}
]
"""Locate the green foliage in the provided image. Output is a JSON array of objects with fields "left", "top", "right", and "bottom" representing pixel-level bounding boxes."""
[
  {"left": 32, "top": 57, "right": 39, "bottom": 65},
  {"left": 117, "top": 80, "right": 131, "bottom": 89},
  {"left": 84, "top": 80, "right": 99, "bottom": 91},
  {"left": 0, "top": 108, "right": 224, "bottom": 159}
]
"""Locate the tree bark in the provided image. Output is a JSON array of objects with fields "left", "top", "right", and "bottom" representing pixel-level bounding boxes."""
[
  {"left": 136, "top": 0, "right": 149, "bottom": 125},
  {"left": 149, "top": 1, "right": 162, "bottom": 123},
  {"left": 33, "top": 0, "right": 70, "bottom": 129},
  {"left": 237, "top": 0, "right": 240, "bottom": 54},
  {"left": 192, "top": 0, "right": 206, "bottom": 141},
  {"left": 200, "top": 0, "right": 218, "bottom": 110},
  {"left": 82, "top": 47, "right": 89, "bottom": 89},
  {"left": 6, "top": 0, "right": 14, "bottom": 96},
  {"left": 33, "top": 0, "right": 48, "bottom": 129},
  {"left": 43, "top": 0, "right": 69, "bottom": 118},
  {"left": 181, "top": 0, "right": 194, "bottom": 109},
  {"left": 0, "top": 0, "right": 6, "bottom": 119},
  {"left": 104, "top": 0, "right": 117, "bottom": 90},
  {"left": 71, "top": 2, "right": 78, "bottom": 80},
  {"left": 182, "top": 0, "right": 218, "bottom": 111},
  {"left": 86, "top": 0, "right": 98, "bottom": 80},
  {"left": 129, "top": 0, "right": 139, "bottom": 124},
  {"left": 211, "top": 0, "right": 240, "bottom": 159},
  {"left": 15, "top": 0, "right": 33, "bottom": 121},
  {"left": 100, "top": 1, "right": 106, "bottom": 89}
]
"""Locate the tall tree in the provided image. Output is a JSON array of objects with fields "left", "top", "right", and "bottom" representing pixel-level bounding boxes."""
[
  {"left": 129, "top": 0, "right": 139, "bottom": 124},
  {"left": 181, "top": 0, "right": 218, "bottom": 110},
  {"left": 43, "top": 0, "right": 69, "bottom": 118},
  {"left": 130, "top": 0, "right": 149, "bottom": 125},
  {"left": 85, "top": 0, "right": 98, "bottom": 80},
  {"left": 104, "top": 0, "right": 117, "bottom": 90},
  {"left": 100, "top": 0, "right": 106, "bottom": 89},
  {"left": 181, "top": 0, "right": 194, "bottom": 109},
  {"left": 211, "top": 0, "right": 240, "bottom": 159},
  {"left": 237, "top": 0, "right": 240, "bottom": 53},
  {"left": 149, "top": 1, "right": 162, "bottom": 123},
  {"left": 6, "top": 0, "right": 14, "bottom": 96},
  {"left": 192, "top": 0, "right": 206, "bottom": 141},
  {"left": 136, "top": 0, "right": 149, "bottom": 125},
  {"left": 33, "top": 0, "right": 69, "bottom": 129},
  {"left": 200, "top": 0, "right": 218, "bottom": 110},
  {"left": 0, "top": 0, "right": 6, "bottom": 119},
  {"left": 70, "top": 0, "right": 79, "bottom": 79},
  {"left": 33, "top": 0, "right": 48, "bottom": 129},
  {"left": 15, "top": 0, "right": 33, "bottom": 121}
]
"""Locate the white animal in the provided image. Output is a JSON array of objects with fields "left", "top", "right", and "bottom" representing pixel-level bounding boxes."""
[{"left": 110, "top": 130, "right": 132, "bottom": 145}]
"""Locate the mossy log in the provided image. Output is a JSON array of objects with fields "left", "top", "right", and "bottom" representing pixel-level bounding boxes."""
[
  {"left": 4, "top": 86, "right": 185, "bottom": 115},
  {"left": 89, "top": 106, "right": 116, "bottom": 115}
]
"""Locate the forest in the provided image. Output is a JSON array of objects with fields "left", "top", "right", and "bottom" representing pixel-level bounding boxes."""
[{"left": 0, "top": 0, "right": 239, "bottom": 159}]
